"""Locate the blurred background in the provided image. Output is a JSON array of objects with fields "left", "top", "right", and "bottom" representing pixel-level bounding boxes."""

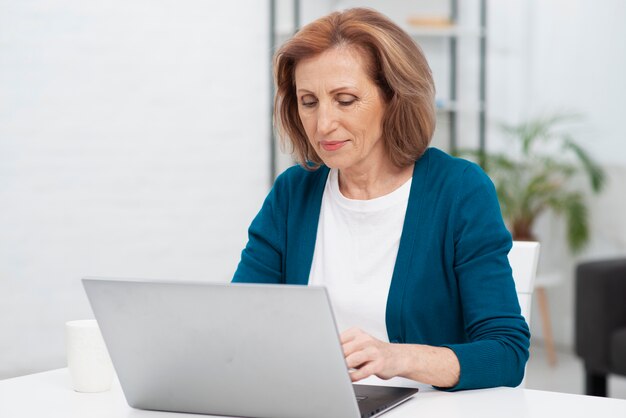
[{"left": 1, "top": 0, "right": 625, "bottom": 398}]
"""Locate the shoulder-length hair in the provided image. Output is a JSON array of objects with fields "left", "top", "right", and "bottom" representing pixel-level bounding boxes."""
[{"left": 274, "top": 7, "right": 436, "bottom": 170}]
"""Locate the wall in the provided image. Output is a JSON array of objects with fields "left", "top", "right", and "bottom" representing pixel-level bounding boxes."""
[
  {"left": 0, "top": 0, "right": 270, "bottom": 378},
  {"left": 488, "top": 0, "right": 626, "bottom": 348}
]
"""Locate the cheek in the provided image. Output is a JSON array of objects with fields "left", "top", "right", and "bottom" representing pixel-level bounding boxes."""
[
  {"left": 365, "top": 109, "right": 384, "bottom": 137},
  {"left": 299, "top": 112, "right": 315, "bottom": 136}
]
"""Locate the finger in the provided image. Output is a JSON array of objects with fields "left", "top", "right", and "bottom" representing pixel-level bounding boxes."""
[
  {"left": 341, "top": 331, "right": 376, "bottom": 354},
  {"left": 345, "top": 349, "right": 371, "bottom": 370},
  {"left": 349, "top": 362, "right": 376, "bottom": 382},
  {"left": 339, "top": 327, "right": 362, "bottom": 344},
  {"left": 343, "top": 332, "right": 384, "bottom": 359},
  {"left": 342, "top": 339, "right": 364, "bottom": 357}
]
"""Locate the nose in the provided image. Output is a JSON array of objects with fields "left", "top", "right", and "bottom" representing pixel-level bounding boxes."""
[{"left": 316, "top": 101, "right": 338, "bottom": 135}]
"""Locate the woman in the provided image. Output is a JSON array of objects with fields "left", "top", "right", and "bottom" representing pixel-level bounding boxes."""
[{"left": 233, "top": 8, "right": 529, "bottom": 391}]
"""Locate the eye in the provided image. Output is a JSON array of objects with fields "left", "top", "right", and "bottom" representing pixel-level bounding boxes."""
[
  {"left": 300, "top": 95, "right": 317, "bottom": 108},
  {"left": 337, "top": 94, "right": 357, "bottom": 107}
]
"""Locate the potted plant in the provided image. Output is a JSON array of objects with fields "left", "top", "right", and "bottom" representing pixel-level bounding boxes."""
[{"left": 458, "top": 113, "right": 606, "bottom": 252}]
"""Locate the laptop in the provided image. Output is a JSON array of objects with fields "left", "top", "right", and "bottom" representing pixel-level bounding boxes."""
[{"left": 82, "top": 277, "right": 418, "bottom": 418}]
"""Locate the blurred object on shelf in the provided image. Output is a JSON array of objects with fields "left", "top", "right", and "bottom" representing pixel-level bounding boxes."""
[{"left": 407, "top": 16, "right": 453, "bottom": 28}]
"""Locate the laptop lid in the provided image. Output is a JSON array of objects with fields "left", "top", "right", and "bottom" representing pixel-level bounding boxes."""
[{"left": 82, "top": 277, "right": 417, "bottom": 418}]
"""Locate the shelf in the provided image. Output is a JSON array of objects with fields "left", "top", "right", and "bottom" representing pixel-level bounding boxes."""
[
  {"left": 276, "top": 25, "right": 485, "bottom": 42},
  {"left": 405, "top": 25, "right": 486, "bottom": 38}
]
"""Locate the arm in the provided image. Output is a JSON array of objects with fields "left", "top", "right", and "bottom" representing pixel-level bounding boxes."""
[
  {"left": 442, "top": 163, "right": 530, "bottom": 390},
  {"left": 232, "top": 177, "right": 286, "bottom": 284}
]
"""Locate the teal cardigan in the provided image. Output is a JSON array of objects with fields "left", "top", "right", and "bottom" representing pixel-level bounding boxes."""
[{"left": 232, "top": 148, "right": 530, "bottom": 391}]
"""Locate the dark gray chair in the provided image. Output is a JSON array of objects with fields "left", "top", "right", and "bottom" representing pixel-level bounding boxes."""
[{"left": 575, "top": 258, "right": 626, "bottom": 397}]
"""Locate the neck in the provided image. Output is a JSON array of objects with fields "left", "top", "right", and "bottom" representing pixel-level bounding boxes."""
[{"left": 338, "top": 161, "right": 414, "bottom": 200}]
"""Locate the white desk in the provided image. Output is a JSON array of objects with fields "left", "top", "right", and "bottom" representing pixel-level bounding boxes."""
[{"left": 1, "top": 368, "right": 625, "bottom": 418}]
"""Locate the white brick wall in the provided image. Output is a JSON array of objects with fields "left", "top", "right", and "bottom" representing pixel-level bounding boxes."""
[{"left": 0, "top": 0, "right": 270, "bottom": 378}]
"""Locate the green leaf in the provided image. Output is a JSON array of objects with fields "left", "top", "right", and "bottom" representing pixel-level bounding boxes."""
[
  {"left": 563, "top": 193, "right": 589, "bottom": 252},
  {"left": 463, "top": 112, "right": 606, "bottom": 253},
  {"left": 562, "top": 136, "right": 607, "bottom": 192}
]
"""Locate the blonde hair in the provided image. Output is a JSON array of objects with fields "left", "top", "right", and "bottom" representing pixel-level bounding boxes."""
[{"left": 274, "top": 7, "right": 436, "bottom": 169}]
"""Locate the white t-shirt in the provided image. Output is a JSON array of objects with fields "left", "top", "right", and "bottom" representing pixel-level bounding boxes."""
[{"left": 308, "top": 168, "right": 411, "bottom": 342}]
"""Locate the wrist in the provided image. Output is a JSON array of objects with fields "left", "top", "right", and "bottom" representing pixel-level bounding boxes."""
[
  {"left": 390, "top": 342, "right": 420, "bottom": 378},
  {"left": 390, "top": 344, "right": 460, "bottom": 388}
]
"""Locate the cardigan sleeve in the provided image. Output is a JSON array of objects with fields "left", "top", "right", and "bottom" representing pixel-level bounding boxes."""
[
  {"left": 442, "top": 163, "right": 530, "bottom": 391},
  {"left": 232, "top": 175, "right": 287, "bottom": 284}
]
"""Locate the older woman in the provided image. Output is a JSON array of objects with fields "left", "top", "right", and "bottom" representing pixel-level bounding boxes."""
[{"left": 232, "top": 8, "right": 529, "bottom": 391}]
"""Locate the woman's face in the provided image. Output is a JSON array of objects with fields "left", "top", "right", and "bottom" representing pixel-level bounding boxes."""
[{"left": 294, "top": 46, "right": 387, "bottom": 173}]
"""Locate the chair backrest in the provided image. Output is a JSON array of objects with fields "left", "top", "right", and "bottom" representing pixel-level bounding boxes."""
[
  {"left": 508, "top": 241, "right": 541, "bottom": 325},
  {"left": 507, "top": 241, "right": 540, "bottom": 388}
]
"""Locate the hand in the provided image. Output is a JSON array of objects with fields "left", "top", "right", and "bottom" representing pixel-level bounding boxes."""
[
  {"left": 340, "top": 328, "right": 461, "bottom": 387},
  {"left": 340, "top": 327, "right": 402, "bottom": 382}
]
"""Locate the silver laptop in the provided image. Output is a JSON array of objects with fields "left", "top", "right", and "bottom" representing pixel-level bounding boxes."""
[{"left": 82, "top": 277, "right": 418, "bottom": 418}]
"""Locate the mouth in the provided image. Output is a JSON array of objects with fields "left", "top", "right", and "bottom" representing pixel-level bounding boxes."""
[{"left": 320, "top": 140, "right": 348, "bottom": 152}]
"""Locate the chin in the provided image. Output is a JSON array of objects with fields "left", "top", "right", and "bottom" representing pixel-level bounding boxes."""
[{"left": 318, "top": 156, "right": 350, "bottom": 170}]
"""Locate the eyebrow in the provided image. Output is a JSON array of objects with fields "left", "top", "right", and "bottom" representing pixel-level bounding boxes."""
[{"left": 296, "top": 86, "right": 357, "bottom": 95}]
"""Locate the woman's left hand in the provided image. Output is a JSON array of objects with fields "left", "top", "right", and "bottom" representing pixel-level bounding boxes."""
[
  {"left": 340, "top": 327, "right": 461, "bottom": 387},
  {"left": 340, "top": 327, "right": 403, "bottom": 382}
]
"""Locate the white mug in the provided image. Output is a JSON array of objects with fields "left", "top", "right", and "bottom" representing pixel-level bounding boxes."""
[{"left": 65, "top": 319, "right": 114, "bottom": 392}]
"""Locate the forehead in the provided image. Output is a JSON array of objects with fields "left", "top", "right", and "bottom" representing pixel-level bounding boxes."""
[{"left": 294, "top": 46, "right": 374, "bottom": 88}]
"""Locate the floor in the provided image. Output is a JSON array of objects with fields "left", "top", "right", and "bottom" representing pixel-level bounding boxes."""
[{"left": 526, "top": 343, "right": 626, "bottom": 399}]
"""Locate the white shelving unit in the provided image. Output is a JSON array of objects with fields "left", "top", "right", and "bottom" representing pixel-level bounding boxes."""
[
  {"left": 405, "top": 0, "right": 487, "bottom": 153},
  {"left": 406, "top": 25, "right": 486, "bottom": 38}
]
